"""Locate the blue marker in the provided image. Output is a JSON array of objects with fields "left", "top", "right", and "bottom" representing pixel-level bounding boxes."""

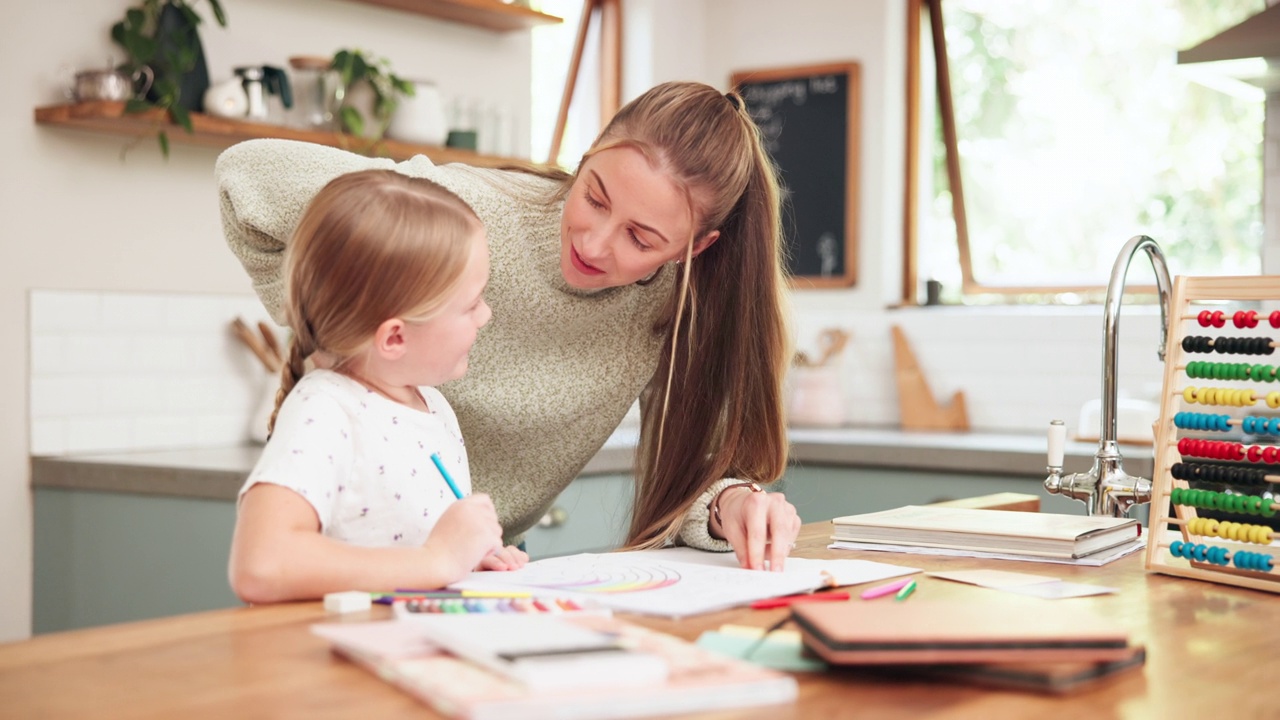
[{"left": 430, "top": 452, "right": 465, "bottom": 499}]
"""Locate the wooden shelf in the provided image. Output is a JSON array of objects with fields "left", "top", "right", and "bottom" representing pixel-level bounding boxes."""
[
  {"left": 34, "top": 101, "right": 529, "bottom": 168},
  {"left": 346, "top": 0, "right": 562, "bottom": 31}
]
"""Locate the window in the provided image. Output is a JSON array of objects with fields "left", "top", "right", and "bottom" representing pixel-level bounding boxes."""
[{"left": 911, "top": 0, "right": 1266, "bottom": 304}]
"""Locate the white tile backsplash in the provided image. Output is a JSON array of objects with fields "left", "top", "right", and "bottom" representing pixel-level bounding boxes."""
[
  {"left": 29, "top": 290, "right": 276, "bottom": 455},
  {"left": 790, "top": 304, "right": 1169, "bottom": 438},
  {"left": 27, "top": 288, "right": 1175, "bottom": 456}
]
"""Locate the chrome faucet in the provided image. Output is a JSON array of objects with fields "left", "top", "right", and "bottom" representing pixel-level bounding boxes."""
[{"left": 1044, "top": 235, "right": 1172, "bottom": 517}]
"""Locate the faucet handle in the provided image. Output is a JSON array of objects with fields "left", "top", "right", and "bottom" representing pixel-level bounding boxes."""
[{"left": 1048, "top": 420, "right": 1066, "bottom": 468}]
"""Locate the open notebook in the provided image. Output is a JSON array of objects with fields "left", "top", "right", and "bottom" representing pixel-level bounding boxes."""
[{"left": 450, "top": 547, "right": 919, "bottom": 618}]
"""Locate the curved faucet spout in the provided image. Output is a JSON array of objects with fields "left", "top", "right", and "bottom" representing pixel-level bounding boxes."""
[
  {"left": 1102, "top": 235, "right": 1172, "bottom": 451},
  {"left": 1045, "top": 235, "right": 1170, "bottom": 518}
]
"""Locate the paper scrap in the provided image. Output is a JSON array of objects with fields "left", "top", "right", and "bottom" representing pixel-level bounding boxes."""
[
  {"left": 927, "top": 569, "right": 1059, "bottom": 588},
  {"left": 998, "top": 581, "right": 1119, "bottom": 599}
]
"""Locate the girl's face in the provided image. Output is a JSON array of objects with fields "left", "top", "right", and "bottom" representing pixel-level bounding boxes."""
[
  {"left": 402, "top": 231, "right": 492, "bottom": 386},
  {"left": 559, "top": 146, "right": 717, "bottom": 289}
]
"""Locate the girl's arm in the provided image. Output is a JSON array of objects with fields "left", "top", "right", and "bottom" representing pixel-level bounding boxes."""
[{"left": 228, "top": 484, "right": 504, "bottom": 604}]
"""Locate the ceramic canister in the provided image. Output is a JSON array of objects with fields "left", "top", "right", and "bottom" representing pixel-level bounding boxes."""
[{"left": 386, "top": 80, "right": 449, "bottom": 146}]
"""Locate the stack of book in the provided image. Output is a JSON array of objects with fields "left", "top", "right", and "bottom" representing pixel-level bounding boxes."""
[
  {"left": 792, "top": 599, "right": 1145, "bottom": 693},
  {"left": 830, "top": 505, "right": 1141, "bottom": 559}
]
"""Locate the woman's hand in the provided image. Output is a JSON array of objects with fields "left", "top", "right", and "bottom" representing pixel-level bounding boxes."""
[
  {"left": 712, "top": 486, "right": 802, "bottom": 571},
  {"left": 476, "top": 545, "right": 529, "bottom": 571}
]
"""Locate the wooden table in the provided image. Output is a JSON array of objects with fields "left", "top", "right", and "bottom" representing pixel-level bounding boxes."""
[{"left": 2, "top": 521, "right": 1276, "bottom": 719}]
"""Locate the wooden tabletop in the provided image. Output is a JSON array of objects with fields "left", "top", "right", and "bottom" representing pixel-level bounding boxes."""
[{"left": 2, "top": 521, "right": 1276, "bottom": 719}]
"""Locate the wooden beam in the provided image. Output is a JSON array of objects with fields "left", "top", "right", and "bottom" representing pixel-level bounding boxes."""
[
  {"left": 547, "top": 0, "right": 596, "bottom": 164},
  {"left": 598, "top": 0, "right": 623, "bottom": 122}
]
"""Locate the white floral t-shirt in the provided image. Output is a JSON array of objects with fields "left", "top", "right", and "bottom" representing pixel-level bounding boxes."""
[{"left": 239, "top": 369, "right": 470, "bottom": 547}]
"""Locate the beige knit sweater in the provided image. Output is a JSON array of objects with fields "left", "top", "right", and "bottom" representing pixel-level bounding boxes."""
[{"left": 216, "top": 139, "right": 734, "bottom": 551}]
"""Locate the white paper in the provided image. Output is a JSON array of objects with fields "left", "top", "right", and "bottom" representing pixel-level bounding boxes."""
[
  {"left": 927, "top": 569, "right": 1060, "bottom": 588},
  {"left": 998, "top": 580, "right": 1119, "bottom": 599},
  {"left": 451, "top": 548, "right": 918, "bottom": 618},
  {"left": 827, "top": 537, "right": 1147, "bottom": 566}
]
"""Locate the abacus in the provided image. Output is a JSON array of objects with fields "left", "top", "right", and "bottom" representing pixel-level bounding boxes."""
[{"left": 1146, "top": 276, "right": 1280, "bottom": 592}]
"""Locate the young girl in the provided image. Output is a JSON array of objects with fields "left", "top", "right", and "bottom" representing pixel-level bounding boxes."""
[{"left": 227, "top": 169, "right": 527, "bottom": 605}]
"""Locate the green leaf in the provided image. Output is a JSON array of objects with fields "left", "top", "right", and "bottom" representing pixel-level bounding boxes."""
[
  {"left": 158, "top": 130, "right": 170, "bottom": 157},
  {"left": 332, "top": 50, "right": 355, "bottom": 86},
  {"left": 137, "top": 37, "right": 159, "bottom": 63},
  {"left": 170, "top": 104, "right": 193, "bottom": 133},
  {"left": 391, "top": 76, "right": 415, "bottom": 96},
  {"left": 178, "top": 3, "right": 201, "bottom": 27},
  {"left": 207, "top": 0, "right": 228, "bottom": 26},
  {"left": 340, "top": 105, "right": 364, "bottom": 136},
  {"left": 353, "top": 55, "right": 370, "bottom": 82},
  {"left": 124, "top": 98, "right": 154, "bottom": 114}
]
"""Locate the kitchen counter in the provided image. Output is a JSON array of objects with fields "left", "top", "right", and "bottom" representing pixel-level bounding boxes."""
[
  {"left": 31, "top": 427, "right": 1155, "bottom": 633},
  {"left": 30, "top": 426, "right": 1152, "bottom": 501}
]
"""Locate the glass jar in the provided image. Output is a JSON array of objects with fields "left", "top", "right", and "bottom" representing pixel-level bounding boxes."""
[{"left": 287, "top": 55, "right": 342, "bottom": 131}]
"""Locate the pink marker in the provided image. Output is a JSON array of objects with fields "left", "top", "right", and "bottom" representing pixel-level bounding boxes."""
[{"left": 860, "top": 577, "right": 914, "bottom": 600}]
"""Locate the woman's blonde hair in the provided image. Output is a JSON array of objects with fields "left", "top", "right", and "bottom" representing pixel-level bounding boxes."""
[
  {"left": 268, "top": 169, "right": 482, "bottom": 435},
  {"left": 575, "top": 82, "right": 792, "bottom": 548}
]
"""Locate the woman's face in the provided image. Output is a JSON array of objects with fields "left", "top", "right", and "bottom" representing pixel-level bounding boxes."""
[{"left": 559, "top": 146, "right": 716, "bottom": 289}]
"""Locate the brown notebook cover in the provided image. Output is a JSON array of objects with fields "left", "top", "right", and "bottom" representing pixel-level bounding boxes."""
[{"left": 792, "top": 600, "right": 1135, "bottom": 665}]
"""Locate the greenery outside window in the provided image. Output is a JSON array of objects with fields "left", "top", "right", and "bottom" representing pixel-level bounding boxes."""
[{"left": 907, "top": 0, "right": 1266, "bottom": 305}]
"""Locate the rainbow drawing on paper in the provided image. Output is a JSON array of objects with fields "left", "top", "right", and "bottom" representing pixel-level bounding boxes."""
[{"left": 514, "top": 564, "right": 683, "bottom": 594}]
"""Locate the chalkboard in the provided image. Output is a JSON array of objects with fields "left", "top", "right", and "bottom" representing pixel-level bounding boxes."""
[{"left": 732, "top": 63, "right": 860, "bottom": 288}]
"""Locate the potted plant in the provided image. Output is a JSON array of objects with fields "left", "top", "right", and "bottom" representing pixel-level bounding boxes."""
[
  {"left": 330, "top": 49, "right": 415, "bottom": 142},
  {"left": 111, "top": 0, "right": 228, "bottom": 155}
]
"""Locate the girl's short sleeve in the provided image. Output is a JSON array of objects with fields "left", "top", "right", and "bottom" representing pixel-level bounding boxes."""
[{"left": 240, "top": 390, "right": 355, "bottom": 532}]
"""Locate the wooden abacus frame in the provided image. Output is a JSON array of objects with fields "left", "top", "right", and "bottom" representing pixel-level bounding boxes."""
[{"left": 1146, "top": 275, "right": 1280, "bottom": 592}]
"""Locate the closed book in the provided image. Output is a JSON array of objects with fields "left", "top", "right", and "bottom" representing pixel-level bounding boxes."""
[
  {"left": 910, "top": 645, "right": 1148, "bottom": 693},
  {"left": 830, "top": 505, "right": 1141, "bottom": 558},
  {"left": 792, "top": 600, "right": 1135, "bottom": 665},
  {"left": 312, "top": 615, "right": 796, "bottom": 720}
]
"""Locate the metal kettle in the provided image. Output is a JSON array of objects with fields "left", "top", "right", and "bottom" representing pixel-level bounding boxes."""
[
  {"left": 72, "top": 66, "right": 154, "bottom": 102},
  {"left": 235, "top": 65, "right": 293, "bottom": 121}
]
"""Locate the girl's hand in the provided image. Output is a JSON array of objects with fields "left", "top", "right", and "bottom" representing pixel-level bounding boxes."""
[
  {"left": 713, "top": 487, "right": 802, "bottom": 571},
  {"left": 422, "top": 493, "right": 504, "bottom": 582},
  {"left": 476, "top": 545, "right": 529, "bottom": 571}
]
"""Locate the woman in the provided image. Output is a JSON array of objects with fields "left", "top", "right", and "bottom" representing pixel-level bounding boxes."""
[{"left": 217, "top": 81, "right": 801, "bottom": 571}]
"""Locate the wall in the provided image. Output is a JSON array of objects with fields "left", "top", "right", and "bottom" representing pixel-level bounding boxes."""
[{"left": 2, "top": 0, "right": 531, "bottom": 642}]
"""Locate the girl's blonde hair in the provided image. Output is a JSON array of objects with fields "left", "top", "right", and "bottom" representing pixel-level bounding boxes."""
[
  {"left": 268, "top": 170, "right": 482, "bottom": 435},
  {"left": 574, "top": 82, "right": 792, "bottom": 548}
]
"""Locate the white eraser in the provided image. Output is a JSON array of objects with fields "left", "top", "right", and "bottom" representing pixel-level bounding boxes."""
[{"left": 324, "top": 591, "right": 372, "bottom": 614}]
